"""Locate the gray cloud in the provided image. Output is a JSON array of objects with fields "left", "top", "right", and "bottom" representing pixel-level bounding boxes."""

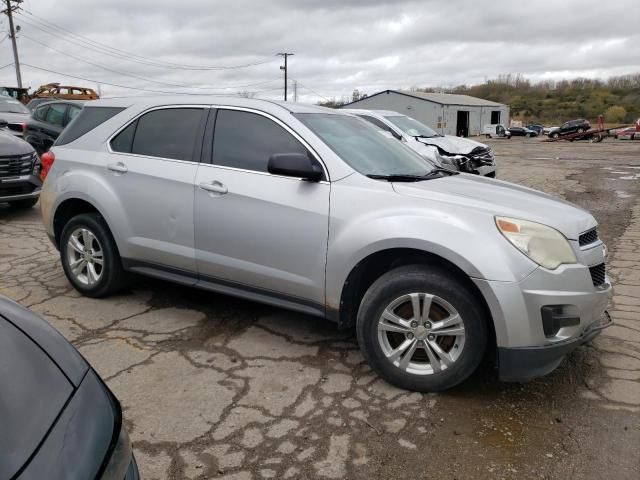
[{"left": 1, "top": 0, "right": 638, "bottom": 102}]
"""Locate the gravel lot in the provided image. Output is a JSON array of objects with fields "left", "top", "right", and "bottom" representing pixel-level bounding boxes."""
[{"left": 1, "top": 138, "right": 639, "bottom": 479}]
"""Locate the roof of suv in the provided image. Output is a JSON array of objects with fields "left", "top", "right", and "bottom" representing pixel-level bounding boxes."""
[{"left": 87, "top": 96, "right": 340, "bottom": 115}]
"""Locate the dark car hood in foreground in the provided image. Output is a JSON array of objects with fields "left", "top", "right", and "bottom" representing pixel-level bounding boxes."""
[
  {"left": 0, "top": 129, "right": 34, "bottom": 155},
  {"left": 0, "top": 296, "right": 90, "bottom": 479},
  {"left": 0, "top": 317, "right": 74, "bottom": 479}
]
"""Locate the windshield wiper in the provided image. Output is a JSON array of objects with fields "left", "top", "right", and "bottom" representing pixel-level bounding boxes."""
[
  {"left": 367, "top": 169, "right": 458, "bottom": 182},
  {"left": 414, "top": 134, "right": 441, "bottom": 139},
  {"left": 366, "top": 174, "right": 427, "bottom": 182}
]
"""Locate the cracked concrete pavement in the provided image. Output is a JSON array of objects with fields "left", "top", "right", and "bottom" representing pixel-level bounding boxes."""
[{"left": 1, "top": 139, "right": 639, "bottom": 479}]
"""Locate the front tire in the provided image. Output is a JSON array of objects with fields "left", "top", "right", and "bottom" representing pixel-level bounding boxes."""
[
  {"left": 9, "top": 197, "right": 38, "bottom": 209},
  {"left": 356, "top": 265, "right": 488, "bottom": 392},
  {"left": 60, "top": 213, "right": 126, "bottom": 297}
]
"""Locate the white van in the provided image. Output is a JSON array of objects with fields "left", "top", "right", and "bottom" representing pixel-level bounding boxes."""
[{"left": 482, "top": 124, "right": 511, "bottom": 139}]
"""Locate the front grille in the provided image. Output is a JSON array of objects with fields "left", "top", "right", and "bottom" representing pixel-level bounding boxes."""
[
  {"left": 589, "top": 263, "right": 606, "bottom": 287},
  {"left": 579, "top": 228, "right": 598, "bottom": 246},
  {"left": 0, "top": 153, "right": 34, "bottom": 179},
  {"left": 0, "top": 184, "right": 36, "bottom": 197}
]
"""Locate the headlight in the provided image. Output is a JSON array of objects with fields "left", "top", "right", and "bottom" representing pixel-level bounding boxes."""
[{"left": 495, "top": 216, "right": 577, "bottom": 270}]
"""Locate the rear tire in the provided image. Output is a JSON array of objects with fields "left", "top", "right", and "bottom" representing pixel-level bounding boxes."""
[
  {"left": 356, "top": 265, "right": 488, "bottom": 392},
  {"left": 551, "top": 132, "right": 560, "bottom": 139},
  {"left": 60, "top": 213, "right": 127, "bottom": 297},
  {"left": 8, "top": 198, "right": 38, "bottom": 209}
]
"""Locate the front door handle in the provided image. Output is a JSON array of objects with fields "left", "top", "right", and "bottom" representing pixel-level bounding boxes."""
[
  {"left": 199, "top": 181, "right": 228, "bottom": 195},
  {"left": 107, "top": 162, "right": 128, "bottom": 173}
]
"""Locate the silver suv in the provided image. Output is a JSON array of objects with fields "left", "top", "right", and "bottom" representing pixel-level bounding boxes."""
[{"left": 40, "top": 97, "right": 611, "bottom": 391}]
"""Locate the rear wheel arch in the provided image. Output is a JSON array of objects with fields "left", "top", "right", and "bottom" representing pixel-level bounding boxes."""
[
  {"left": 53, "top": 198, "right": 113, "bottom": 248},
  {"left": 336, "top": 248, "right": 495, "bottom": 340}
]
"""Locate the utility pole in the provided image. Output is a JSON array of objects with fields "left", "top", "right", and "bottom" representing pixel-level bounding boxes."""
[
  {"left": 2, "top": 0, "right": 23, "bottom": 87},
  {"left": 277, "top": 52, "right": 293, "bottom": 101},
  {"left": 293, "top": 80, "right": 297, "bottom": 102}
]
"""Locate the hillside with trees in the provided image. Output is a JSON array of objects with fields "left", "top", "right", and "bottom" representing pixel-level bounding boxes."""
[
  {"left": 320, "top": 73, "right": 640, "bottom": 125},
  {"left": 417, "top": 73, "right": 640, "bottom": 125}
]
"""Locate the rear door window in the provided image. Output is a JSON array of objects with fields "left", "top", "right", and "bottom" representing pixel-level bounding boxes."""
[
  {"left": 64, "top": 105, "right": 82, "bottom": 127},
  {"left": 44, "top": 104, "right": 67, "bottom": 127},
  {"left": 33, "top": 105, "right": 48, "bottom": 121},
  {"left": 211, "top": 109, "right": 308, "bottom": 173},
  {"left": 115, "top": 108, "right": 205, "bottom": 161}
]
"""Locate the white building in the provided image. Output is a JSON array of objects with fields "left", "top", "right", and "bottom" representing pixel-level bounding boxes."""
[{"left": 341, "top": 90, "right": 509, "bottom": 137}]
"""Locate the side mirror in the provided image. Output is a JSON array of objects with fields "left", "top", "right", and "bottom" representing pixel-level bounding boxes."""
[
  {"left": 268, "top": 153, "right": 323, "bottom": 182},
  {"left": 0, "top": 119, "right": 8, "bottom": 129}
]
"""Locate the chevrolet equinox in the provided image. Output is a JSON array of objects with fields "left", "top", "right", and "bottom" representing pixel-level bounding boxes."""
[{"left": 40, "top": 97, "right": 612, "bottom": 392}]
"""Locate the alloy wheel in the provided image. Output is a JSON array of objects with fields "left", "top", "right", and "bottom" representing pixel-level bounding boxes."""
[
  {"left": 377, "top": 293, "right": 466, "bottom": 375},
  {"left": 66, "top": 227, "right": 104, "bottom": 286}
]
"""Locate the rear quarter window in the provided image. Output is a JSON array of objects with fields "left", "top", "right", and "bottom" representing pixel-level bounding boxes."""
[{"left": 54, "top": 106, "right": 125, "bottom": 146}]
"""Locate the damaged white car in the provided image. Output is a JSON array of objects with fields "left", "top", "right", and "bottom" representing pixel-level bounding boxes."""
[{"left": 345, "top": 109, "right": 496, "bottom": 177}]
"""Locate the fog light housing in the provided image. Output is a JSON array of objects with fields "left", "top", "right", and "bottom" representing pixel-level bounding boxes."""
[{"left": 541, "top": 305, "right": 580, "bottom": 337}]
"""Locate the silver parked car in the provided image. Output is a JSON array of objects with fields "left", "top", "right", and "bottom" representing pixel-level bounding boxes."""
[
  {"left": 40, "top": 97, "right": 611, "bottom": 392},
  {"left": 345, "top": 109, "right": 496, "bottom": 177}
]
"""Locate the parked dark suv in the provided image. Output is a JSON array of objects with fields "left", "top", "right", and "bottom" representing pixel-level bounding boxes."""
[
  {"left": 24, "top": 100, "right": 84, "bottom": 154},
  {"left": 0, "top": 125, "right": 41, "bottom": 209},
  {"left": 549, "top": 119, "right": 591, "bottom": 138}
]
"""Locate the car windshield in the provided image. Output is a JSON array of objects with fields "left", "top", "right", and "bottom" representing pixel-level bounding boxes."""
[
  {"left": 383, "top": 115, "right": 440, "bottom": 138},
  {"left": 295, "top": 113, "right": 435, "bottom": 177},
  {"left": 0, "top": 98, "right": 29, "bottom": 114}
]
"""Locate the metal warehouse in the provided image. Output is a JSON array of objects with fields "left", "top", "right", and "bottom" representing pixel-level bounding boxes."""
[{"left": 341, "top": 90, "right": 510, "bottom": 137}]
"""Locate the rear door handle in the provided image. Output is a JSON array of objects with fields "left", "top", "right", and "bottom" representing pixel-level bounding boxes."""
[
  {"left": 107, "top": 162, "right": 128, "bottom": 173},
  {"left": 199, "top": 181, "right": 228, "bottom": 195}
]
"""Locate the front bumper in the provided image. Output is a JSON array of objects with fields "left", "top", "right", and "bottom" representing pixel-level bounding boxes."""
[
  {"left": 499, "top": 311, "right": 612, "bottom": 381},
  {"left": 0, "top": 174, "right": 41, "bottom": 202},
  {"left": 473, "top": 256, "right": 612, "bottom": 381}
]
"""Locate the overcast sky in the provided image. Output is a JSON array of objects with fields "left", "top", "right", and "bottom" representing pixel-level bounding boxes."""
[{"left": 1, "top": 0, "right": 638, "bottom": 102}]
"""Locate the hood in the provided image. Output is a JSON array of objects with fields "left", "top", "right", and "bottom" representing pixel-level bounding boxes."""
[
  {"left": 0, "top": 129, "right": 34, "bottom": 155},
  {"left": 414, "top": 135, "right": 487, "bottom": 155},
  {"left": 0, "top": 111, "right": 30, "bottom": 123},
  {"left": 392, "top": 174, "right": 595, "bottom": 240},
  {"left": 0, "top": 314, "right": 74, "bottom": 479}
]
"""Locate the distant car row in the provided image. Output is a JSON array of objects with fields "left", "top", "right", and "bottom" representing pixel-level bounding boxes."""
[{"left": 1, "top": 97, "right": 85, "bottom": 154}]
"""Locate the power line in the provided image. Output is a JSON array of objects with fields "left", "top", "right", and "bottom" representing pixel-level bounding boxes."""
[
  {"left": 20, "top": 62, "right": 282, "bottom": 97},
  {"left": 291, "top": 79, "right": 330, "bottom": 102},
  {"left": 16, "top": 9, "right": 275, "bottom": 71},
  {"left": 19, "top": 32, "right": 281, "bottom": 92}
]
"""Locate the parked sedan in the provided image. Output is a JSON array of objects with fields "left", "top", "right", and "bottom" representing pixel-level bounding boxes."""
[
  {"left": 508, "top": 126, "right": 539, "bottom": 137},
  {"left": 24, "top": 100, "right": 84, "bottom": 154},
  {"left": 0, "top": 295, "right": 139, "bottom": 480},
  {"left": 526, "top": 124, "right": 544, "bottom": 135}
]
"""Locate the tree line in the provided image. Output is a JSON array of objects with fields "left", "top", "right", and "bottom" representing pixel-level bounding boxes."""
[
  {"left": 318, "top": 73, "right": 640, "bottom": 125},
  {"left": 416, "top": 73, "right": 640, "bottom": 124}
]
